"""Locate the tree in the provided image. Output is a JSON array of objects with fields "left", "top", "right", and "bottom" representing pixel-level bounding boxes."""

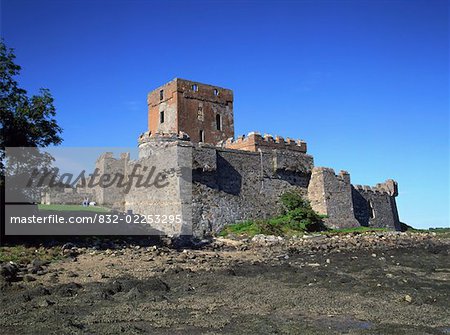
[
  {"left": 0, "top": 40, "right": 63, "bottom": 244},
  {"left": 0, "top": 40, "right": 63, "bottom": 178}
]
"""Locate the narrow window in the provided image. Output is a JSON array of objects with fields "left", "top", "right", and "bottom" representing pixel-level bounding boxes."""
[
  {"left": 159, "top": 89, "right": 164, "bottom": 101},
  {"left": 199, "top": 130, "right": 204, "bottom": 142},
  {"left": 160, "top": 111, "right": 164, "bottom": 123},
  {"left": 216, "top": 114, "right": 222, "bottom": 131},
  {"left": 368, "top": 200, "right": 375, "bottom": 219},
  {"left": 197, "top": 106, "right": 204, "bottom": 121},
  {"left": 192, "top": 84, "right": 198, "bottom": 92},
  {"left": 213, "top": 88, "right": 219, "bottom": 96}
]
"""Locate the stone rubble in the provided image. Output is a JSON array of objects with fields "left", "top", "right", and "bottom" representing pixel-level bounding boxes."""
[{"left": 0, "top": 231, "right": 445, "bottom": 286}]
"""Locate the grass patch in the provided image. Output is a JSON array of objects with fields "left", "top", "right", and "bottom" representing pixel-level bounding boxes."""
[
  {"left": 428, "top": 227, "right": 450, "bottom": 238},
  {"left": 219, "top": 191, "right": 326, "bottom": 237},
  {"left": 219, "top": 220, "right": 261, "bottom": 237},
  {"left": 38, "top": 204, "right": 111, "bottom": 213},
  {"left": 0, "top": 245, "right": 63, "bottom": 264}
]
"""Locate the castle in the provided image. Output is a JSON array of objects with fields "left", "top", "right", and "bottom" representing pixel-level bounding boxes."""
[{"left": 43, "top": 78, "right": 401, "bottom": 236}]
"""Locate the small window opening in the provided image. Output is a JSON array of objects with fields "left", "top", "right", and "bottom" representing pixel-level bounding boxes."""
[
  {"left": 368, "top": 200, "right": 375, "bottom": 219},
  {"left": 160, "top": 111, "right": 164, "bottom": 124},
  {"left": 197, "top": 106, "right": 204, "bottom": 121},
  {"left": 192, "top": 84, "right": 198, "bottom": 92},
  {"left": 199, "top": 130, "right": 204, "bottom": 142},
  {"left": 213, "top": 88, "right": 219, "bottom": 96},
  {"left": 216, "top": 114, "right": 222, "bottom": 131},
  {"left": 159, "top": 90, "right": 164, "bottom": 101}
]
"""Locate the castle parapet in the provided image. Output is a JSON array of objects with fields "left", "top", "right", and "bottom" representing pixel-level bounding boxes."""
[
  {"left": 223, "top": 131, "right": 307, "bottom": 153},
  {"left": 353, "top": 179, "right": 398, "bottom": 197},
  {"left": 138, "top": 130, "right": 191, "bottom": 145}
]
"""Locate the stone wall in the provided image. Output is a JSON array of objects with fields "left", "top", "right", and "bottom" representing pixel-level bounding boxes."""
[
  {"left": 191, "top": 143, "right": 314, "bottom": 236},
  {"left": 124, "top": 137, "right": 193, "bottom": 236},
  {"left": 41, "top": 187, "right": 92, "bottom": 205},
  {"left": 92, "top": 152, "right": 130, "bottom": 210},
  {"left": 308, "top": 167, "right": 360, "bottom": 229},
  {"left": 129, "top": 135, "right": 314, "bottom": 236},
  {"left": 39, "top": 136, "right": 401, "bottom": 236},
  {"left": 352, "top": 180, "right": 400, "bottom": 230}
]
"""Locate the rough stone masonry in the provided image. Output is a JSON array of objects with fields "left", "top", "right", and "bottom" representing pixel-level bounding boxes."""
[{"left": 42, "top": 78, "right": 401, "bottom": 236}]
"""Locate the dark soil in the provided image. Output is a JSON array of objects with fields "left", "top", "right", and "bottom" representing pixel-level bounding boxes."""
[{"left": 0, "top": 234, "right": 449, "bottom": 334}]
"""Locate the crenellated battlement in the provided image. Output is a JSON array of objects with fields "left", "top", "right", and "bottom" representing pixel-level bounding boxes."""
[
  {"left": 222, "top": 131, "right": 307, "bottom": 153},
  {"left": 138, "top": 130, "right": 191, "bottom": 145},
  {"left": 353, "top": 179, "right": 398, "bottom": 197}
]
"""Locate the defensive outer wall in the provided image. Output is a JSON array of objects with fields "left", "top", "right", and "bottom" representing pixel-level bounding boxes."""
[{"left": 42, "top": 79, "right": 401, "bottom": 236}]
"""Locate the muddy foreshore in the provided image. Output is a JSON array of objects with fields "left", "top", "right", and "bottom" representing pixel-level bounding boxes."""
[{"left": 1, "top": 232, "right": 449, "bottom": 334}]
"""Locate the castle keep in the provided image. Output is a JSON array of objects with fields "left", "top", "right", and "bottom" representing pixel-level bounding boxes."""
[{"left": 43, "top": 78, "right": 401, "bottom": 236}]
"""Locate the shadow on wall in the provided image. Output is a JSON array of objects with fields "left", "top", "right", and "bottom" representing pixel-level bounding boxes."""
[
  {"left": 351, "top": 187, "right": 370, "bottom": 227},
  {"left": 192, "top": 154, "right": 242, "bottom": 196},
  {"left": 192, "top": 170, "right": 217, "bottom": 190},
  {"left": 276, "top": 170, "right": 310, "bottom": 188},
  {"left": 217, "top": 154, "right": 242, "bottom": 195}
]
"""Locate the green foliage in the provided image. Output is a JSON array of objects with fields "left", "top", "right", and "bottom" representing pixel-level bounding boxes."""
[
  {"left": 219, "top": 220, "right": 262, "bottom": 237},
  {"left": 280, "top": 191, "right": 310, "bottom": 212},
  {"left": 219, "top": 192, "right": 326, "bottom": 237},
  {"left": 0, "top": 40, "right": 63, "bottom": 178},
  {"left": 0, "top": 245, "right": 62, "bottom": 264}
]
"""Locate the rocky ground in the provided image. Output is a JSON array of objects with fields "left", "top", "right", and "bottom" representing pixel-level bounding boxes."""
[{"left": 0, "top": 232, "right": 449, "bottom": 334}]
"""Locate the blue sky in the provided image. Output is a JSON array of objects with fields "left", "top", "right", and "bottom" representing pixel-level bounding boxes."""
[{"left": 1, "top": 0, "right": 448, "bottom": 228}]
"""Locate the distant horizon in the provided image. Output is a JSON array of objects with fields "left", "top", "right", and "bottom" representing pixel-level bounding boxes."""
[{"left": 1, "top": 0, "right": 448, "bottom": 229}]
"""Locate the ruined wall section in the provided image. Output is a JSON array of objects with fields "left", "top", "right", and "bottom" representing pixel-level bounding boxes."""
[
  {"left": 223, "top": 132, "right": 307, "bottom": 153},
  {"left": 308, "top": 167, "right": 360, "bottom": 229},
  {"left": 41, "top": 187, "right": 92, "bottom": 205},
  {"left": 92, "top": 152, "right": 130, "bottom": 210},
  {"left": 352, "top": 180, "right": 400, "bottom": 230},
  {"left": 192, "top": 144, "right": 314, "bottom": 236}
]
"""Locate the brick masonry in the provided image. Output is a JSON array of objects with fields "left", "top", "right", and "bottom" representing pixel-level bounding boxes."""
[{"left": 147, "top": 78, "right": 234, "bottom": 144}]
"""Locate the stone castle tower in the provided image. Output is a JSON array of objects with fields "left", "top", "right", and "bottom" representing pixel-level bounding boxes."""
[
  {"left": 148, "top": 78, "right": 234, "bottom": 144},
  {"left": 41, "top": 78, "right": 402, "bottom": 236}
]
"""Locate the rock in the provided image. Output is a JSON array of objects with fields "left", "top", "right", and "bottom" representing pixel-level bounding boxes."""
[
  {"left": 0, "top": 262, "right": 19, "bottom": 282},
  {"left": 24, "top": 274, "right": 36, "bottom": 282},
  {"left": 30, "top": 265, "right": 43, "bottom": 274},
  {"left": 252, "top": 234, "right": 283, "bottom": 244},
  {"left": 49, "top": 273, "right": 59, "bottom": 283},
  {"left": 62, "top": 242, "right": 76, "bottom": 250},
  {"left": 67, "top": 271, "right": 78, "bottom": 278},
  {"left": 56, "top": 282, "right": 82, "bottom": 297},
  {"left": 125, "top": 287, "right": 142, "bottom": 300},
  {"left": 37, "top": 298, "right": 54, "bottom": 307},
  {"left": 404, "top": 294, "right": 412, "bottom": 303},
  {"left": 306, "top": 263, "right": 320, "bottom": 267}
]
